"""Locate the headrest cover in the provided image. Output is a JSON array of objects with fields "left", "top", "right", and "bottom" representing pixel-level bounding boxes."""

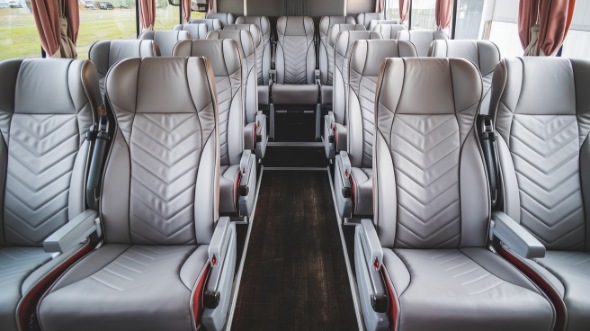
[
  {"left": 173, "top": 23, "right": 209, "bottom": 40},
  {"left": 106, "top": 57, "right": 216, "bottom": 115},
  {"left": 206, "top": 12, "right": 235, "bottom": 26},
  {"left": 276, "top": 16, "right": 314, "bottom": 36},
  {"left": 335, "top": 31, "right": 382, "bottom": 57},
  {"left": 207, "top": 29, "right": 255, "bottom": 58},
  {"left": 173, "top": 39, "right": 242, "bottom": 77},
  {"left": 224, "top": 24, "right": 262, "bottom": 47},
  {"left": 377, "top": 58, "right": 482, "bottom": 116},
  {"left": 319, "top": 16, "right": 356, "bottom": 36},
  {"left": 328, "top": 24, "right": 366, "bottom": 47},
  {"left": 235, "top": 16, "right": 271, "bottom": 36},
  {"left": 190, "top": 18, "right": 222, "bottom": 31},
  {"left": 350, "top": 40, "right": 417, "bottom": 76},
  {"left": 429, "top": 40, "right": 500, "bottom": 76}
]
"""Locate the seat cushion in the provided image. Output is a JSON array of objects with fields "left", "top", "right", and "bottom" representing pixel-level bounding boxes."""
[
  {"left": 38, "top": 244, "right": 208, "bottom": 331},
  {"left": 384, "top": 248, "right": 555, "bottom": 331},
  {"left": 219, "top": 165, "right": 240, "bottom": 214},
  {"left": 271, "top": 84, "right": 319, "bottom": 106},
  {"left": 351, "top": 167, "right": 372, "bottom": 216},
  {"left": 536, "top": 251, "right": 590, "bottom": 331}
]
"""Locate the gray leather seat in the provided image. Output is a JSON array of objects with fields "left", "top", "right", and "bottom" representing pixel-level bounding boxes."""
[
  {"left": 355, "top": 57, "right": 556, "bottom": 331},
  {"left": 173, "top": 23, "right": 209, "bottom": 39},
  {"left": 38, "top": 57, "right": 237, "bottom": 331},
  {"left": 324, "top": 30, "right": 381, "bottom": 159},
  {"left": 0, "top": 58, "right": 103, "bottom": 331},
  {"left": 235, "top": 16, "right": 272, "bottom": 106},
  {"left": 429, "top": 40, "right": 500, "bottom": 115},
  {"left": 138, "top": 30, "right": 189, "bottom": 56},
  {"left": 209, "top": 27, "right": 268, "bottom": 158},
  {"left": 490, "top": 57, "right": 590, "bottom": 331},
  {"left": 356, "top": 12, "right": 384, "bottom": 29},
  {"left": 371, "top": 22, "right": 407, "bottom": 39},
  {"left": 318, "top": 16, "right": 356, "bottom": 106},
  {"left": 270, "top": 16, "right": 320, "bottom": 140},
  {"left": 190, "top": 18, "right": 223, "bottom": 31},
  {"left": 206, "top": 12, "right": 235, "bottom": 27},
  {"left": 333, "top": 40, "right": 416, "bottom": 219},
  {"left": 89, "top": 39, "right": 159, "bottom": 97},
  {"left": 368, "top": 19, "right": 400, "bottom": 30},
  {"left": 396, "top": 30, "right": 448, "bottom": 56},
  {"left": 174, "top": 39, "right": 258, "bottom": 217}
]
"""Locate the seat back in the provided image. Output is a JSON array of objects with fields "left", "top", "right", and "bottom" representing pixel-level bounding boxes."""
[
  {"left": 174, "top": 39, "right": 244, "bottom": 167},
  {"left": 138, "top": 30, "right": 189, "bottom": 56},
  {"left": 368, "top": 19, "right": 400, "bottom": 30},
  {"left": 0, "top": 59, "right": 100, "bottom": 246},
  {"left": 102, "top": 57, "right": 219, "bottom": 245},
  {"left": 173, "top": 23, "right": 209, "bottom": 40},
  {"left": 372, "top": 23, "right": 407, "bottom": 39},
  {"left": 374, "top": 58, "right": 486, "bottom": 249},
  {"left": 208, "top": 29, "right": 258, "bottom": 123},
  {"left": 235, "top": 16, "right": 272, "bottom": 85},
  {"left": 275, "top": 16, "right": 315, "bottom": 84},
  {"left": 89, "top": 39, "right": 159, "bottom": 96},
  {"left": 396, "top": 30, "right": 448, "bottom": 56},
  {"left": 347, "top": 40, "right": 417, "bottom": 168},
  {"left": 324, "top": 24, "right": 366, "bottom": 87},
  {"left": 318, "top": 16, "right": 356, "bottom": 85},
  {"left": 356, "top": 12, "right": 384, "bottom": 29},
  {"left": 206, "top": 12, "right": 235, "bottom": 27},
  {"left": 429, "top": 40, "right": 500, "bottom": 115},
  {"left": 333, "top": 31, "right": 381, "bottom": 125},
  {"left": 190, "top": 18, "right": 223, "bottom": 32},
  {"left": 489, "top": 57, "right": 590, "bottom": 251}
]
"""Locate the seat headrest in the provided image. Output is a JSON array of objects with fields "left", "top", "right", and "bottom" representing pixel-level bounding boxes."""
[
  {"left": 173, "top": 23, "right": 209, "bottom": 40},
  {"left": 0, "top": 58, "right": 101, "bottom": 115},
  {"left": 334, "top": 31, "right": 382, "bottom": 57},
  {"left": 138, "top": 30, "right": 190, "bottom": 56},
  {"left": 356, "top": 12, "right": 384, "bottom": 29},
  {"left": 89, "top": 40, "right": 159, "bottom": 77},
  {"left": 372, "top": 23, "right": 407, "bottom": 39},
  {"left": 206, "top": 12, "right": 235, "bottom": 26},
  {"left": 368, "top": 19, "right": 400, "bottom": 30},
  {"left": 396, "top": 29, "right": 448, "bottom": 41},
  {"left": 319, "top": 16, "right": 356, "bottom": 36},
  {"left": 235, "top": 16, "right": 271, "bottom": 36},
  {"left": 207, "top": 29, "right": 255, "bottom": 58},
  {"left": 106, "top": 57, "right": 217, "bottom": 115},
  {"left": 173, "top": 39, "right": 242, "bottom": 78},
  {"left": 190, "top": 18, "right": 223, "bottom": 31},
  {"left": 377, "top": 58, "right": 482, "bottom": 115},
  {"left": 328, "top": 24, "right": 366, "bottom": 47},
  {"left": 224, "top": 24, "right": 262, "bottom": 47},
  {"left": 350, "top": 40, "right": 417, "bottom": 77},
  {"left": 429, "top": 40, "right": 500, "bottom": 76},
  {"left": 276, "top": 16, "right": 314, "bottom": 36},
  {"left": 491, "top": 57, "right": 590, "bottom": 116}
]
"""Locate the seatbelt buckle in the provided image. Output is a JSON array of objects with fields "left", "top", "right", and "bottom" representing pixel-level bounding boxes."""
[{"left": 269, "top": 69, "right": 277, "bottom": 85}]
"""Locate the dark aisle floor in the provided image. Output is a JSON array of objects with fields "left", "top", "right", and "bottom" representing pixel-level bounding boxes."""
[{"left": 231, "top": 171, "right": 357, "bottom": 331}]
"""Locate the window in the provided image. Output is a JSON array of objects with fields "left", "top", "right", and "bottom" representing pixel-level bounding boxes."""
[
  {"left": 190, "top": 0, "right": 206, "bottom": 20},
  {"left": 77, "top": 1, "right": 138, "bottom": 59},
  {"left": 0, "top": 4, "right": 41, "bottom": 60},
  {"left": 454, "top": 0, "right": 484, "bottom": 39},
  {"left": 385, "top": 0, "right": 400, "bottom": 21},
  {"left": 487, "top": 21, "right": 522, "bottom": 58},
  {"left": 410, "top": 0, "right": 436, "bottom": 30},
  {"left": 561, "top": 30, "right": 590, "bottom": 60},
  {"left": 154, "top": 0, "right": 180, "bottom": 30}
]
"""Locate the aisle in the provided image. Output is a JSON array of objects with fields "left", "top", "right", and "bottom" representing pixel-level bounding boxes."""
[{"left": 230, "top": 170, "right": 357, "bottom": 331}]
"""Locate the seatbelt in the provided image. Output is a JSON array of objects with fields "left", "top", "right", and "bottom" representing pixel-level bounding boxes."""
[
  {"left": 85, "top": 104, "right": 110, "bottom": 211},
  {"left": 478, "top": 114, "right": 500, "bottom": 210}
]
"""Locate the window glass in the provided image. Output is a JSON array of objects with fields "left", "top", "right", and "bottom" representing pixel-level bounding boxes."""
[
  {"left": 487, "top": 21, "right": 522, "bottom": 58},
  {"left": 410, "top": 0, "right": 436, "bottom": 30},
  {"left": 77, "top": 1, "right": 137, "bottom": 59},
  {"left": 155, "top": 0, "right": 180, "bottom": 30},
  {"left": 0, "top": 3, "right": 40, "bottom": 60},
  {"left": 562, "top": 30, "right": 590, "bottom": 60},
  {"left": 454, "top": 0, "right": 484, "bottom": 39},
  {"left": 190, "top": 0, "right": 206, "bottom": 20},
  {"left": 384, "top": 0, "right": 400, "bottom": 21}
]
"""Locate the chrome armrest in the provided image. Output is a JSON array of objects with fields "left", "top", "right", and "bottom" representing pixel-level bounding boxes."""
[
  {"left": 43, "top": 210, "right": 99, "bottom": 254},
  {"left": 492, "top": 211, "right": 545, "bottom": 259}
]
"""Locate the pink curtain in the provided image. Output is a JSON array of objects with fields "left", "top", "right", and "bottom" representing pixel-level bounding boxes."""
[
  {"left": 376, "top": 0, "right": 384, "bottom": 13},
  {"left": 518, "top": 0, "right": 539, "bottom": 50},
  {"left": 183, "top": 0, "right": 192, "bottom": 23},
  {"left": 399, "top": 0, "right": 410, "bottom": 23},
  {"left": 435, "top": 0, "right": 453, "bottom": 30},
  {"left": 208, "top": 0, "right": 217, "bottom": 13},
  {"left": 64, "top": 0, "right": 79, "bottom": 43},
  {"left": 538, "top": 0, "right": 576, "bottom": 55},
  {"left": 31, "top": 0, "right": 61, "bottom": 56},
  {"left": 139, "top": 0, "right": 156, "bottom": 31}
]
